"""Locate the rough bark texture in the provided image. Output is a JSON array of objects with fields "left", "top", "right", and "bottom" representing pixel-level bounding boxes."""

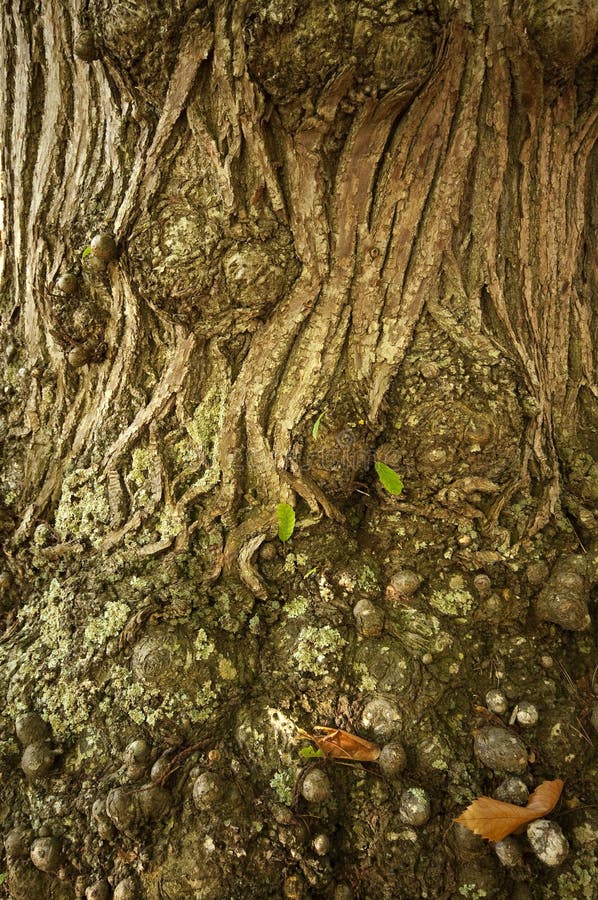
[{"left": 0, "top": 2, "right": 597, "bottom": 899}]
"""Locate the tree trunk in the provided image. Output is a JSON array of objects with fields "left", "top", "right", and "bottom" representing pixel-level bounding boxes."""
[{"left": 0, "top": 2, "right": 596, "bottom": 898}]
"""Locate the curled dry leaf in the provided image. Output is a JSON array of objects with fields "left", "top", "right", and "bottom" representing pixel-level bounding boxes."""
[
  {"left": 455, "top": 779, "right": 565, "bottom": 843},
  {"left": 297, "top": 726, "right": 381, "bottom": 762}
]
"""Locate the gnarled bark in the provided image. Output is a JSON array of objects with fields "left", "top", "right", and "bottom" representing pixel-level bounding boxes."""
[{"left": 0, "top": 2, "right": 597, "bottom": 898}]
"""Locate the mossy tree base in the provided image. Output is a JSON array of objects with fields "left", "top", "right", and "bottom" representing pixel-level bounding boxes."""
[{"left": 0, "top": 2, "right": 596, "bottom": 898}]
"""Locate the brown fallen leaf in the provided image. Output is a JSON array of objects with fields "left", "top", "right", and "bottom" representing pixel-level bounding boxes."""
[
  {"left": 297, "top": 726, "right": 381, "bottom": 762},
  {"left": 455, "top": 779, "right": 565, "bottom": 842}
]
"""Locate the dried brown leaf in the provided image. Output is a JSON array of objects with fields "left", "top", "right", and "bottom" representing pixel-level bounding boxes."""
[
  {"left": 454, "top": 779, "right": 564, "bottom": 843},
  {"left": 523, "top": 779, "right": 565, "bottom": 817},
  {"left": 297, "top": 726, "right": 381, "bottom": 762}
]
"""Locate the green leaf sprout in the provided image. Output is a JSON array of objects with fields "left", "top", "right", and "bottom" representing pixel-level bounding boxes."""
[
  {"left": 277, "top": 502, "right": 296, "bottom": 542},
  {"left": 312, "top": 410, "right": 325, "bottom": 440},
  {"left": 375, "top": 460, "right": 404, "bottom": 496},
  {"left": 299, "top": 745, "right": 324, "bottom": 759}
]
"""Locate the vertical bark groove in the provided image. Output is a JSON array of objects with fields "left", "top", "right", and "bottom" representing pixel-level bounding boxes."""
[{"left": 1, "top": 0, "right": 596, "bottom": 578}]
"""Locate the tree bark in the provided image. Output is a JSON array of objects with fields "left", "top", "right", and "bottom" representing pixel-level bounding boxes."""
[{"left": 0, "top": 2, "right": 596, "bottom": 898}]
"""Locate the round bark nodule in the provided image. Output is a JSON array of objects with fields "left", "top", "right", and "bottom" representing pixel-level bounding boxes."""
[
  {"left": 86, "top": 879, "right": 111, "bottom": 900},
  {"left": 74, "top": 30, "right": 99, "bottom": 62},
  {"left": 361, "top": 697, "right": 402, "bottom": 741},
  {"left": 15, "top": 712, "right": 51, "bottom": 746},
  {"left": 30, "top": 836, "right": 62, "bottom": 873},
  {"left": 495, "top": 836, "right": 523, "bottom": 868},
  {"left": 527, "top": 820, "right": 569, "bottom": 866},
  {"left": 495, "top": 777, "right": 529, "bottom": 806},
  {"left": 113, "top": 876, "right": 139, "bottom": 900},
  {"left": 353, "top": 598, "right": 384, "bottom": 637},
  {"left": 312, "top": 833, "right": 331, "bottom": 856},
  {"left": 399, "top": 787, "right": 430, "bottom": 826},
  {"left": 193, "top": 771, "right": 225, "bottom": 808},
  {"left": 90, "top": 233, "right": 118, "bottom": 262},
  {"left": 485, "top": 689, "right": 508, "bottom": 715},
  {"left": 534, "top": 555, "right": 590, "bottom": 631},
  {"left": 20, "top": 742, "right": 55, "bottom": 779},
  {"left": 56, "top": 273, "right": 79, "bottom": 295},
  {"left": 473, "top": 727, "right": 528, "bottom": 774},
  {"left": 378, "top": 741, "right": 407, "bottom": 777},
  {"left": 300, "top": 769, "right": 332, "bottom": 803},
  {"left": 4, "top": 825, "right": 33, "bottom": 859},
  {"left": 516, "top": 701, "right": 539, "bottom": 727}
]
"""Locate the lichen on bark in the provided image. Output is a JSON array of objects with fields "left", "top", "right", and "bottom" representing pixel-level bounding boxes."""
[{"left": 0, "top": 1, "right": 597, "bottom": 898}]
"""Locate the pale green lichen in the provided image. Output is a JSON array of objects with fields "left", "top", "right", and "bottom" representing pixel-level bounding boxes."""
[
  {"left": 129, "top": 447, "right": 151, "bottom": 487},
  {"left": 357, "top": 565, "right": 378, "bottom": 590},
  {"left": 269, "top": 769, "right": 294, "bottom": 806},
  {"left": 458, "top": 886, "right": 487, "bottom": 899},
  {"left": 218, "top": 657, "right": 237, "bottom": 680},
  {"left": 100, "top": 663, "right": 217, "bottom": 729},
  {"left": 284, "top": 596, "right": 309, "bottom": 619},
  {"left": 317, "top": 578, "right": 335, "bottom": 605},
  {"left": 429, "top": 588, "right": 474, "bottom": 617},
  {"left": 0, "top": 737, "right": 19, "bottom": 762},
  {"left": 354, "top": 663, "right": 378, "bottom": 693},
  {"left": 194, "top": 628, "right": 216, "bottom": 660},
  {"left": 173, "top": 380, "right": 228, "bottom": 496},
  {"left": 3, "top": 569, "right": 221, "bottom": 746},
  {"left": 292, "top": 625, "right": 347, "bottom": 676},
  {"left": 157, "top": 504, "right": 184, "bottom": 540},
  {"left": 543, "top": 850, "right": 597, "bottom": 899},
  {"left": 83, "top": 600, "right": 130, "bottom": 646},
  {"left": 283, "top": 552, "right": 307, "bottom": 574},
  {"left": 44, "top": 684, "right": 96, "bottom": 737},
  {"left": 30, "top": 579, "right": 74, "bottom": 671},
  {"left": 174, "top": 437, "right": 202, "bottom": 466},
  {"left": 419, "top": 734, "right": 451, "bottom": 771},
  {"left": 54, "top": 467, "right": 110, "bottom": 546}
]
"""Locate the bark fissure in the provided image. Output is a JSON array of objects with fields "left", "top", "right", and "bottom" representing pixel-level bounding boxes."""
[{"left": 1, "top": 0, "right": 596, "bottom": 581}]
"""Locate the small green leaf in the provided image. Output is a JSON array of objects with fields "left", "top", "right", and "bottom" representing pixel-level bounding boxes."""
[
  {"left": 81, "top": 246, "right": 92, "bottom": 259},
  {"left": 277, "top": 503, "right": 295, "bottom": 542},
  {"left": 312, "top": 410, "right": 325, "bottom": 440},
  {"left": 375, "top": 460, "right": 404, "bottom": 496},
  {"left": 299, "top": 745, "right": 324, "bottom": 759},
  {"left": 0, "top": 873, "right": 6, "bottom": 885},
  {"left": 304, "top": 567, "right": 317, "bottom": 578}
]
